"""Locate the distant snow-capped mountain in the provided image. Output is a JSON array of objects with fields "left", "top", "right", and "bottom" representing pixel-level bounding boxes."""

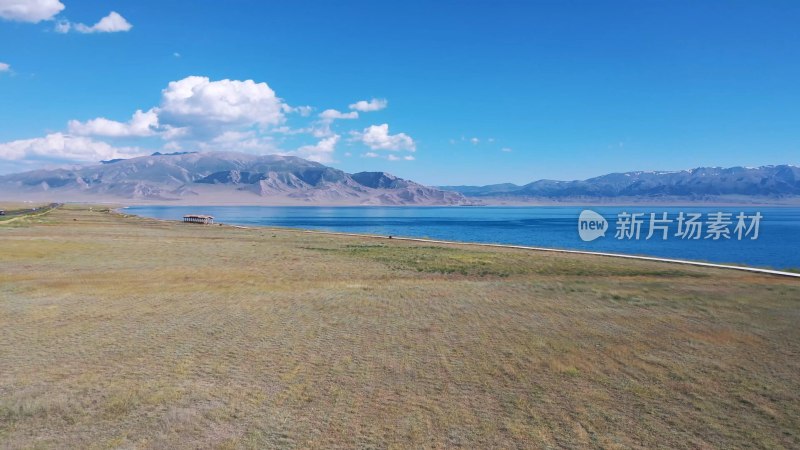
[{"left": 439, "top": 165, "right": 800, "bottom": 203}]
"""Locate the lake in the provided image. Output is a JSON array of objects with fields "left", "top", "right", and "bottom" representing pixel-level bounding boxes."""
[{"left": 125, "top": 206, "right": 800, "bottom": 270}]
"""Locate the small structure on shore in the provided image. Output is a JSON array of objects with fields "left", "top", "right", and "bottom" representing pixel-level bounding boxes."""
[{"left": 183, "top": 214, "right": 214, "bottom": 225}]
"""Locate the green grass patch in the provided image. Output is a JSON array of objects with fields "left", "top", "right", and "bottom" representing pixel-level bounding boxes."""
[{"left": 304, "top": 243, "right": 710, "bottom": 279}]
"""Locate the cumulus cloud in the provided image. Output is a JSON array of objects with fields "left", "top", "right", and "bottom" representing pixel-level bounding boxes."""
[
  {"left": 58, "top": 76, "right": 290, "bottom": 157},
  {"left": 292, "top": 135, "right": 339, "bottom": 163},
  {"left": 0, "top": 132, "right": 145, "bottom": 162},
  {"left": 349, "top": 98, "right": 387, "bottom": 112},
  {"left": 62, "top": 11, "right": 132, "bottom": 33},
  {"left": 319, "top": 109, "right": 358, "bottom": 121},
  {"left": 310, "top": 125, "right": 334, "bottom": 138},
  {"left": 0, "top": 0, "right": 64, "bottom": 23},
  {"left": 501, "top": 147, "right": 512, "bottom": 152},
  {"left": 162, "top": 141, "right": 182, "bottom": 152},
  {"left": 53, "top": 19, "right": 69, "bottom": 32},
  {"left": 0, "top": 1, "right": 131, "bottom": 35},
  {"left": 161, "top": 125, "right": 188, "bottom": 140},
  {"left": 0, "top": 62, "right": 9, "bottom": 72},
  {"left": 362, "top": 152, "right": 413, "bottom": 162},
  {"left": 283, "top": 105, "right": 313, "bottom": 117},
  {"left": 197, "top": 130, "right": 277, "bottom": 153},
  {"left": 159, "top": 76, "right": 285, "bottom": 130},
  {"left": 210, "top": 130, "right": 257, "bottom": 145},
  {"left": 351, "top": 124, "right": 415, "bottom": 151},
  {"left": 0, "top": 75, "right": 415, "bottom": 168},
  {"left": 386, "top": 154, "right": 414, "bottom": 162},
  {"left": 300, "top": 108, "right": 357, "bottom": 139},
  {"left": 68, "top": 109, "right": 158, "bottom": 137}
]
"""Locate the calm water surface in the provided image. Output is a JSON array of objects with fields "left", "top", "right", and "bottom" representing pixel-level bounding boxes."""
[{"left": 125, "top": 206, "right": 800, "bottom": 270}]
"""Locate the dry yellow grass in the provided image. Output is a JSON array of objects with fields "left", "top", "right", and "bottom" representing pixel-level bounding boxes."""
[{"left": 1, "top": 205, "right": 799, "bottom": 449}]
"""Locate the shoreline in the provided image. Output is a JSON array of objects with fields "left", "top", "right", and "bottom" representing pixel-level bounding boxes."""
[
  {"left": 110, "top": 200, "right": 800, "bottom": 207},
  {"left": 284, "top": 228, "right": 800, "bottom": 279},
  {"left": 118, "top": 207, "right": 800, "bottom": 279},
  {"left": 5, "top": 197, "right": 800, "bottom": 207}
]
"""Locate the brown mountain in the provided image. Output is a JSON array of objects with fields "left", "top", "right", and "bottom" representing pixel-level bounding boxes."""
[{"left": 0, "top": 151, "right": 469, "bottom": 206}]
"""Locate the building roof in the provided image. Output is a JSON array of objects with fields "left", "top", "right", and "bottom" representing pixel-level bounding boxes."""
[{"left": 183, "top": 214, "right": 214, "bottom": 219}]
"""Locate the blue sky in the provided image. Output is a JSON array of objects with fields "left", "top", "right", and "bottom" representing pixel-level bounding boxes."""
[{"left": 1, "top": 0, "right": 799, "bottom": 185}]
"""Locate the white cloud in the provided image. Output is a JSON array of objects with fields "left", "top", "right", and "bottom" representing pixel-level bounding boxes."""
[
  {"left": 282, "top": 104, "right": 313, "bottom": 117},
  {"left": 307, "top": 107, "right": 358, "bottom": 139},
  {"left": 61, "top": 76, "right": 293, "bottom": 159},
  {"left": 349, "top": 98, "right": 387, "bottom": 112},
  {"left": 0, "top": 2, "right": 131, "bottom": 35},
  {"left": 53, "top": 20, "right": 69, "bottom": 32},
  {"left": 311, "top": 125, "right": 334, "bottom": 138},
  {"left": 0, "top": 0, "right": 64, "bottom": 23},
  {"left": 162, "top": 141, "right": 182, "bottom": 151},
  {"left": 292, "top": 135, "right": 339, "bottom": 163},
  {"left": 272, "top": 125, "right": 308, "bottom": 135},
  {"left": 159, "top": 76, "right": 285, "bottom": 130},
  {"left": 387, "top": 154, "right": 414, "bottom": 162},
  {"left": 470, "top": 137, "right": 479, "bottom": 145},
  {"left": 161, "top": 125, "right": 189, "bottom": 140},
  {"left": 0, "top": 133, "right": 145, "bottom": 162},
  {"left": 68, "top": 109, "right": 158, "bottom": 137},
  {"left": 319, "top": 109, "right": 358, "bottom": 121},
  {"left": 351, "top": 124, "right": 415, "bottom": 151},
  {"left": 211, "top": 130, "right": 256, "bottom": 145},
  {"left": 197, "top": 130, "right": 277, "bottom": 153},
  {"left": 0, "top": 74, "right": 415, "bottom": 168},
  {"left": 173, "top": 52, "right": 181, "bottom": 58},
  {"left": 501, "top": 147, "right": 512, "bottom": 152},
  {"left": 365, "top": 153, "right": 414, "bottom": 162},
  {"left": 72, "top": 11, "right": 132, "bottom": 33},
  {"left": 0, "top": 62, "right": 9, "bottom": 72}
]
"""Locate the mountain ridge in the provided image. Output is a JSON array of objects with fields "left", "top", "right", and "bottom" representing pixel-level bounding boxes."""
[
  {"left": 3, "top": 155, "right": 798, "bottom": 205},
  {"left": 438, "top": 165, "right": 800, "bottom": 204},
  {"left": 0, "top": 152, "right": 468, "bottom": 206}
]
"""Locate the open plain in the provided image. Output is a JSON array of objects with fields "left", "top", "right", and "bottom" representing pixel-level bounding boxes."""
[{"left": 1, "top": 205, "right": 799, "bottom": 449}]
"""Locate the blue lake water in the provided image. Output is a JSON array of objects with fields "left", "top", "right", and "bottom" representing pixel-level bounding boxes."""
[{"left": 125, "top": 206, "right": 800, "bottom": 270}]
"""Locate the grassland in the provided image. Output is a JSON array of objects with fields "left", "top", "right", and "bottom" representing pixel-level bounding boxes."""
[
  {"left": 0, "top": 203, "right": 59, "bottom": 224},
  {"left": 1, "top": 205, "right": 799, "bottom": 449}
]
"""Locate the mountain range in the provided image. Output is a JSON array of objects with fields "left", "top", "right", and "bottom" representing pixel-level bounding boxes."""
[
  {"left": 1, "top": 153, "right": 798, "bottom": 205},
  {"left": 440, "top": 165, "right": 800, "bottom": 204},
  {"left": 0, "top": 152, "right": 468, "bottom": 205}
]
